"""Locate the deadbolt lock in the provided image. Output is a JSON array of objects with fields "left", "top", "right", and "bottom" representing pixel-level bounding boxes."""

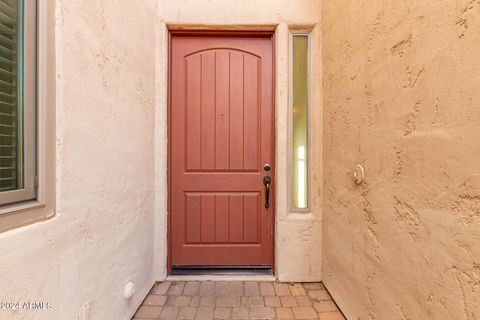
[{"left": 263, "top": 163, "right": 271, "bottom": 173}]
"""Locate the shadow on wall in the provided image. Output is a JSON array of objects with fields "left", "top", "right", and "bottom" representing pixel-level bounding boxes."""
[{"left": 322, "top": 0, "right": 480, "bottom": 319}]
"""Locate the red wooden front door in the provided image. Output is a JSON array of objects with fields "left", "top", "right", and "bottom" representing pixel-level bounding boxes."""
[{"left": 170, "top": 33, "right": 274, "bottom": 267}]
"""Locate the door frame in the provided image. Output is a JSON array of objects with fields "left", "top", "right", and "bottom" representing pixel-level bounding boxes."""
[{"left": 167, "top": 29, "right": 276, "bottom": 274}]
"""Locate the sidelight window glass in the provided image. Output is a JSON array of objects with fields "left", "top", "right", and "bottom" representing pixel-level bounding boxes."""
[{"left": 291, "top": 33, "right": 309, "bottom": 210}]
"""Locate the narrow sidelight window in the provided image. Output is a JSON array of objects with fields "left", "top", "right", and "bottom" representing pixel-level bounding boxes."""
[
  {"left": 0, "top": 0, "right": 36, "bottom": 206},
  {"left": 291, "top": 33, "right": 309, "bottom": 210}
]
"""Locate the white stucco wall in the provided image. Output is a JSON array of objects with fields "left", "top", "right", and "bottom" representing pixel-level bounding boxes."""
[
  {"left": 155, "top": 0, "right": 323, "bottom": 283},
  {"left": 0, "top": 1, "right": 158, "bottom": 319},
  {"left": 0, "top": 1, "right": 322, "bottom": 320}
]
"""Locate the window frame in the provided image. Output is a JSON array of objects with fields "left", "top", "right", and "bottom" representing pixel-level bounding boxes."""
[
  {"left": 289, "top": 31, "right": 311, "bottom": 213},
  {"left": 0, "top": 0, "right": 55, "bottom": 232},
  {"left": 0, "top": 0, "right": 37, "bottom": 206}
]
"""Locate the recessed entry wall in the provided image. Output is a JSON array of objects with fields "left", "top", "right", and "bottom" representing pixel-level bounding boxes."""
[{"left": 155, "top": 0, "right": 323, "bottom": 281}]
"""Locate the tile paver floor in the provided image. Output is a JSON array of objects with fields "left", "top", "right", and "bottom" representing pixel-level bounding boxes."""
[{"left": 132, "top": 281, "right": 346, "bottom": 320}]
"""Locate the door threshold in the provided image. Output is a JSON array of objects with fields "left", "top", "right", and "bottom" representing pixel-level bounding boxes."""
[
  {"left": 167, "top": 274, "right": 276, "bottom": 282},
  {"left": 168, "top": 267, "right": 275, "bottom": 281}
]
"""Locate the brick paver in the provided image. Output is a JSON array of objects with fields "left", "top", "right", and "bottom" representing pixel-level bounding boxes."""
[
  {"left": 244, "top": 282, "right": 260, "bottom": 296},
  {"left": 280, "top": 296, "right": 298, "bottom": 307},
  {"left": 308, "top": 290, "right": 331, "bottom": 302},
  {"left": 184, "top": 282, "right": 201, "bottom": 296},
  {"left": 167, "top": 282, "right": 186, "bottom": 296},
  {"left": 260, "top": 282, "right": 275, "bottom": 296},
  {"left": 214, "top": 307, "right": 232, "bottom": 319},
  {"left": 133, "top": 281, "right": 345, "bottom": 319},
  {"left": 318, "top": 311, "right": 346, "bottom": 320},
  {"left": 232, "top": 307, "right": 249, "bottom": 319},
  {"left": 199, "top": 282, "right": 215, "bottom": 296},
  {"left": 276, "top": 307, "right": 294, "bottom": 319},
  {"left": 246, "top": 296, "right": 264, "bottom": 307},
  {"left": 216, "top": 282, "right": 230, "bottom": 296},
  {"left": 273, "top": 283, "right": 291, "bottom": 296},
  {"left": 135, "top": 305, "right": 162, "bottom": 318},
  {"left": 173, "top": 296, "right": 192, "bottom": 307},
  {"left": 151, "top": 282, "right": 172, "bottom": 295},
  {"left": 313, "top": 300, "right": 338, "bottom": 313},
  {"left": 199, "top": 296, "right": 215, "bottom": 306},
  {"left": 178, "top": 306, "right": 197, "bottom": 320},
  {"left": 296, "top": 295, "right": 312, "bottom": 307},
  {"left": 144, "top": 294, "right": 168, "bottom": 306},
  {"left": 195, "top": 306, "right": 214, "bottom": 320},
  {"left": 216, "top": 296, "right": 241, "bottom": 307},
  {"left": 288, "top": 283, "right": 307, "bottom": 296},
  {"left": 265, "top": 296, "right": 281, "bottom": 307},
  {"left": 292, "top": 306, "right": 318, "bottom": 319},
  {"left": 230, "top": 281, "right": 244, "bottom": 296},
  {"left": 191, "top": 296, "right": 200, "bottom": 307},
  {"left": 160, "top": 306, "right": 180, "bottom": 319},
  {"left": 303, "top": 283, "right": 325, "bottom": 290},
  {"left": 250, "top": 307, "right": 276, "bottom": 319}
]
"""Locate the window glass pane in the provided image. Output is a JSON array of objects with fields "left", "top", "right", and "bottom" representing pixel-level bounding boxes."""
[
  {"left": 0, "top": 0, "right": 23, "bottom": 192},
  {"left": 292, "top": 35, "right": 308, "bottom": 209}
]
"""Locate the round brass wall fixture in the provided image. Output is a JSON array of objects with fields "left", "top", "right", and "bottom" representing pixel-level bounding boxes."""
[{"left": 353, "top": 164, "right": 364, "bottom": 184}]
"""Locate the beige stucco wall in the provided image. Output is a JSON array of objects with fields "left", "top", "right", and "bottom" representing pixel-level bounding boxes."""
[
  {"left": 155, "top": 0, "right": 323, "bottom": 282},
  {"left": 0, "top": 1, "right": 158, "bottom": 319},
  {"left": 322, "top": 0, "right": 480, "bottom": 319}
]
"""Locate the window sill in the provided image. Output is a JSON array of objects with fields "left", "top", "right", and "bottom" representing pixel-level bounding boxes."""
[{"left": 0, "top": 201, "right": 55, "bottom": 233}]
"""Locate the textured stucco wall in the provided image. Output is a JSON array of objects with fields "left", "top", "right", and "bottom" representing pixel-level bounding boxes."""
[
  {"left": 0, "top": 1, "right": 158, "bottom": 319},
  {"left": 155, "top": 0, "right": 323, "bottom": 282},
  {"left": 322, "top": 1, "right": 480, "bottom": 319},
  {"left": 157, "top": 0, "right": 320, "bottom": 26}
]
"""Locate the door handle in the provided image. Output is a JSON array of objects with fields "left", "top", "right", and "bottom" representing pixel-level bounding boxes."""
[{"left": 263, "top": 175, "right": 271, "bottom": 208}]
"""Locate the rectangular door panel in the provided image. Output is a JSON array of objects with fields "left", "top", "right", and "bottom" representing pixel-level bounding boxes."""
[
  {"left": 184, "top": 192, "right": 261, "bottom": 245},
  {"left": 170, "top": 34, "right": 274, "bottom": 266}
]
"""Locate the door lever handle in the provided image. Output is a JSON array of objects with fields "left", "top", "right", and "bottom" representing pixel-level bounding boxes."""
[{"left": 263, "top": 175, "right": 271, "bottom": 208}]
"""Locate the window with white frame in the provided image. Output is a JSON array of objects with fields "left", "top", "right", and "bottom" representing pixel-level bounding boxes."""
[
  {"left": 290, "top": 32, "right": 310, "bottom": 211},
  {"left": 0, "top": 0, "right": 36, "bottom": 207}
]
